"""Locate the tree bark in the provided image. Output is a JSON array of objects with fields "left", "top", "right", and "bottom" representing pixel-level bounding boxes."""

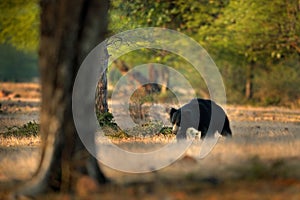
[
  {"left": 245, "top": 63, "right": 254, "bottom": 100},
  {"left": 95, "top": 48, "right": 109, "bottom": 114},
  {"left": 14, "top": 0, "right": 109, "bottom": 196},
  {"left": 159, "top": 67, "right": 169, "bottom": 94}
]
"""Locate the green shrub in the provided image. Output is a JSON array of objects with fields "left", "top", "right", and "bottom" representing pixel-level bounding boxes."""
[
  {"left": 96, "top": 111, "right": 130, "bottom": 138},
  {"left": 254, "top": 63, "right": 300, "bottom": 106},
  {"left": 1, "top": 121, "right": 39, "bottom": 137},
  {"left": 159, "top": 127, "right": 173, "bottom": 135},
  {"left": 97, "top": 112, "right": 118, "bottom": 128}
]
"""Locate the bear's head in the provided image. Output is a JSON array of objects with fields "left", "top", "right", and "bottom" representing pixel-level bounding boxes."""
[{"left": 169, "top": 104, "right": 200, "bottom": 137}]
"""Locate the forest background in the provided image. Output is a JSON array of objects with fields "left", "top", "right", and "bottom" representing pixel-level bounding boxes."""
[{"left": 1, "top": 0, "right": 299, "bottom": 107}]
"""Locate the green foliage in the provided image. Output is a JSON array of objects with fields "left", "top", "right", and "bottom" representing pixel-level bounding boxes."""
[
  {"left": 109, "top": 0, "right": 300, "bottom": 106},
  {"left": 97, "top": 111, "right": 118, "bottom": 128},
  {"left": 156, "top": 90, "right": 179, "bottom": 104},
  {"left": 1, "top": 121, "right": 39, "bottom": 137},
  {"left": 200, "top": 0, "right": 300, "bottom": 104},
  {"left": 96, "top": 111, "right": 173, "bottom": 138},
  {"left": 0, "top": 0, "right": 299, "bottom": 105},
  {"left": 254, "top": 57, "right": 300, "bottom": 107},
  {"left": 109, "top": 0, "right": 228, "bottom": 34},
  {"left": 202, "top": 0, "right": 300, "bottom": 62},
  {"left": 217, "top": 59, "right": 247, "bottom": 103},
  {"left": 96, "top": 111, "right": 129, "bottom": 138},
  {"left": 159, "top": 127, "right": 173, "bottom": 135},
  {"left": 0, "top": 0, "right": 39, "bottom": 82},
  {"left": 0, "top": 0, "right": 40, "bottom": 52},
  {"left": 0, "top": 44, "right": 38, "bottom": 81},
  {"left": 110, "top": 49, "right": 208, "bottom": 99}
]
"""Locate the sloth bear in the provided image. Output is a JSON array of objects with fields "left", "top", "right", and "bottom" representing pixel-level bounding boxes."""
[{"left": 170, "top": 98, "right": 232, "bottom": 139}]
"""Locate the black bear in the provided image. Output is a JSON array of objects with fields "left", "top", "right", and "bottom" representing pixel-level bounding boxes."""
[{"left": 170, "top": 98, "right": 232, "bottom": 139}]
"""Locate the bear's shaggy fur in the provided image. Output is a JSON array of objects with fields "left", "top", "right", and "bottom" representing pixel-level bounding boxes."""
[{"left": 170, "top": 98, "right": 232, "bottom": 139}]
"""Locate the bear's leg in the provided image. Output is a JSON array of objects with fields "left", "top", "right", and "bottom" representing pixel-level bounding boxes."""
[
  {"left": 221, "top": 116, "right": 232, "bottom": 137},
  {"left": 200, "top": 128, "right": 208, "bottom": 139}
]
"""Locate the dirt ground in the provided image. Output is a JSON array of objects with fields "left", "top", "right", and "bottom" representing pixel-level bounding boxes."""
[{"left": 1, "top": 82, "right": 300, "bottom": 199}]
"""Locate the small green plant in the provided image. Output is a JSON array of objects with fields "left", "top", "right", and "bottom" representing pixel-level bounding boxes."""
[
  {"left": 159, "top": 127, "right": 173, "bottom": 135},
  {"left": 96, "top": 111, "right": 129, "bottom": 139},
  {"left": 103, "top": 127, "right": 130, "bottom": 139},
  {"left": 97, "top": 112, "right": 118, "bottom": 128},
  {"left": 1, "top": 121, "right": 39, "bottom": 137},
  {"left": 96, "top": 112, "right": 174, "bottom": 139}
]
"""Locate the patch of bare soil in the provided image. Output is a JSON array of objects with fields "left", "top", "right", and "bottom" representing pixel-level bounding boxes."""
[
  {"left": 0, "top": 82, "right": 40, "bottom": 100},
  {"left": 1, "top": 82, "right": 300, "bottom": 199}
]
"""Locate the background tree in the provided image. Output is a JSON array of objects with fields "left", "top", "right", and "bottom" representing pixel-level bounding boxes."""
[
  {"left": 200, "top": 0, "right": 300, "bottom": 103},
  {"left": 0, "top": 0, "right": 39, "bottom": 52},
  {"left": 1, "top": 0, "right": 300, "bottom": 108},
  {"left": 0, "top": 44, "right": 38, "bottom": 81},
  {"left": 109, "top": 0, "right": 228, "bottom": 98},
  {"left": 0, "top": 0, "right": 39, "bottom": 81},
  {"left": 109, "top": 0, "right": 300, "bottom": 106},
  {"left": 13, "top": 0, "right": 109, "bottom": 197}
]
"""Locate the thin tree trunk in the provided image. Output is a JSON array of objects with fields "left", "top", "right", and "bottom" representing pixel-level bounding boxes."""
[
  {"left": 95, "top": 47, "right": 109, "bottom": 114},
  {"left": 14, "top": 0, "right": 109, "bottom": 196},
  {"left": 113, "top": 60, "right": 161, "bottom": 93},
  {"left": 245, "top": 63, "right": 254, "bottom": 100},
  {"left": 159, "top": 67, "right": 169, "bottom": 94}
]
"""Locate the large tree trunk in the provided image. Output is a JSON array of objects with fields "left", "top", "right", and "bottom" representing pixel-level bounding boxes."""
[{"left": 14, "top": 0, "right": 109, "bottom": 196}]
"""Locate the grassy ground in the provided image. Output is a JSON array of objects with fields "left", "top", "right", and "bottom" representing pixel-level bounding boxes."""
[{"left": 1, "top": 82, "right": 300, "bottom": 199}]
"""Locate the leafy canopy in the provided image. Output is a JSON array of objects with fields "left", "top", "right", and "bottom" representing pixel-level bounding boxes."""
[{"left": 0, "top": 0, "right": 40, "bottom": 52}]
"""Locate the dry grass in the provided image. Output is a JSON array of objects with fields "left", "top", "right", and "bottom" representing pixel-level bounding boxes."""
[
  {"left": 0, "top": 135, "right": 40, "bottom": 147},
  {"left": 1, "top": 82, "right": 300, "bottom": 199},
  {"left": 227, "top": 105, "right": 300, "bottom": 122},
  {"left": 1, "top": 126, "right": 300, "bottom": 199}
]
